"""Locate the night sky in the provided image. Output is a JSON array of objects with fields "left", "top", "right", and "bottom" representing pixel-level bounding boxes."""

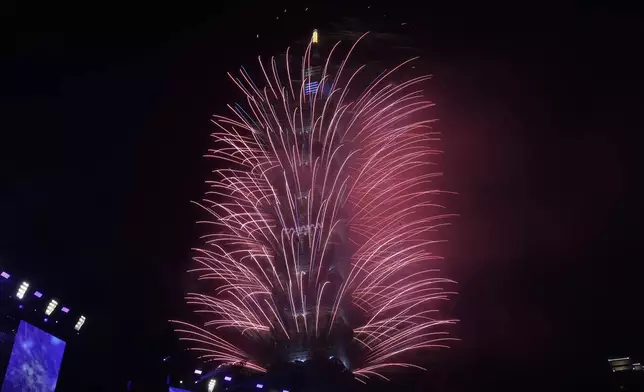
[{"left": 4, "top": 1, "right": 642, "bottom": 390}]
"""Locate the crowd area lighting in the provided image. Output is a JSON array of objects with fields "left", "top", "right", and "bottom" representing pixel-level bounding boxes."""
[
  {"left": 74, "top": 315, "right": 86, "bottom": 331},
  {"left": 2, "top": 268, "right": 88, "bottom": 333},
  {"left": 16, "top": 282, "right": 29, "bottom": 299},
  {"left": 45, "top": 299, "right": 58, "bottom": 315}
]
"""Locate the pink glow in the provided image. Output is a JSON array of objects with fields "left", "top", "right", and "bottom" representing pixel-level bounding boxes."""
[{"left": 173, "top": 35, "right": 456, "bottom": 381}]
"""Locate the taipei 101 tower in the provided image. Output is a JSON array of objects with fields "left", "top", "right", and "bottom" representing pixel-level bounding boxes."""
[
  {"left": 269, "top": 28, "right": 354, "bottom": 367},
  {"left": 177, "top": 27, "right": 457, "bottom": 391}
]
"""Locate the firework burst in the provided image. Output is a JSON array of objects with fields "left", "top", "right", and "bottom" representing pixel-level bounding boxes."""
[{"left": 172, "top": 32, "right": 458, "bottom": 382}]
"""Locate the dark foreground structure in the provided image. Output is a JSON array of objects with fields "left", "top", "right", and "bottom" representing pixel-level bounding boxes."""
[
  {"left": 193, "top": 358, "right": 355, "bottom": 392},
  {"left": 127, "top": 356, "right": 358, "bottom": 392}
]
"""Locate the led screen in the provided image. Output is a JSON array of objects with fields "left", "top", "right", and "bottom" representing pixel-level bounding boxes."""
[
  {"left": 169, "top": 388, "right": 193, "bottom": 392},
  {"left": 1, "top": 321, "right": 66, "bottom": 392}
]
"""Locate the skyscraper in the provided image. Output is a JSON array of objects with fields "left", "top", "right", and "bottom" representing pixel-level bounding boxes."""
[
  {"left": 268, "top": 29, "right": 353, "bottom": 367},
  {"left": 178, "top": 27, "right": 456, "bottom": 389}
]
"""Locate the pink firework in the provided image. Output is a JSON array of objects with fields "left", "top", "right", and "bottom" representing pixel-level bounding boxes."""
[{"left": 173, "top": 32, "right": 458, "bottom": 382}]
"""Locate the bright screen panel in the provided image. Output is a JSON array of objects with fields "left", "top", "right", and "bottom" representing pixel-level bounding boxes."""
[{"left": 1, "top": 321, "right": 66, "bottom": 392}]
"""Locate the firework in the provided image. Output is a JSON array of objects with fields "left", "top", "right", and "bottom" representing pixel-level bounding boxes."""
[{"left": 172, "top": 32, "right": 457, "bottom": 383}]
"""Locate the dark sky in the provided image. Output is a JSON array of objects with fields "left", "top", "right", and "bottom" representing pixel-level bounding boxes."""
[{"left": 3, "top": 1, "right": 642, "bottom": 390}]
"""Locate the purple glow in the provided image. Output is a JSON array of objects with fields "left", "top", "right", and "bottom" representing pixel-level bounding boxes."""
[
  {"left": 34, "top": 291, "right": 43, "bottom": 298},
  {"left": 304, "top": 81, "right": 319, "bottom": 95},
  {"left": 256, "top": 384, "right": 263, "bottom": 389},
  {"left": 18, "top": 305, "right": 23, "bottom": 309},
  {"left": 61, "top": 307, "right": 70, "bottom": 313},
  {"left": 1, "top": 271, "right": 9, "bottom": 279},
  {"left": 224, "top": 376, "right": 232, "bottom": 381},
  {"left": 1, "top": 321, "right": 66, "bottom": 391},
  {"left": 44, "top": 318, "right": 48, "bottom": 322}
]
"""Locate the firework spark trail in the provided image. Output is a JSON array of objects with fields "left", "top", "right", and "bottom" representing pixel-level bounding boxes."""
[{"left": 173, "top": 33, "right": 457, "bottom": 381}]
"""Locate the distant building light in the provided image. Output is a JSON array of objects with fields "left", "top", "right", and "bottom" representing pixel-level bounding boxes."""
[
  {"left": 224, "top": 376, "right": 232, "bottom": 381},
  {"left": 74, "top": 315, "right": 86, "bottom": 331},
  {"left": 45, "top": 299, "right": 58, "bottom": 315},
  {"left": 256, "top": 384, "right": 264, "bottom": 389},
  {"left": 207, "top": 379, "right": 217, "bottom": 392},
  {"left": 61, "top": 307, "right": 70, "bottom": 313},
  {"left": 194, "top": 369, "right": 203, "bottom": 375},
  {"left": 1, "top": 271, "right": 10, "bottom": 279},
  {"left": 34, "top": 291, "right": 43, "bottom": 298},
  {"left": 17, "top": 282, "right": 29, "bottom": 299},
  {"left": 609, "top": 356, "right": 634, "bottom": 373}
]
